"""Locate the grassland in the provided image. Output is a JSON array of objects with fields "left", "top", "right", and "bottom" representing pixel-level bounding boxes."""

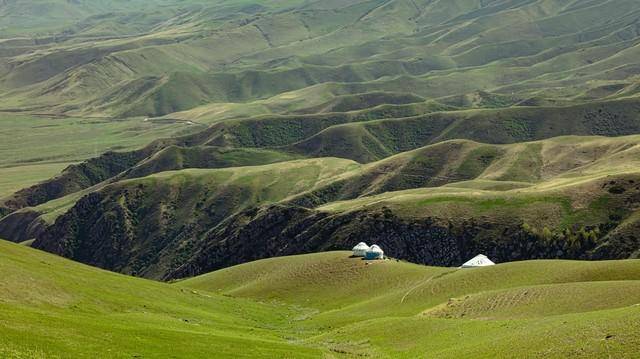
[
  {"left": 0, "top": 113, "right": 203, "bottom": 197},
  {"left": 2, "top": 1, "right": 640, "bottom": 356},
  {"left": 2, "top": 0, "right": 640, "bottom": 119},
  {"left": 6, "top": 134, "right": 639, "bottom": 280},
  {"left": 0, "top": 239, "right": 320, "bottom": 358},
  {"left": 2, "top": 239, "right": 638, "bottom": 357},
  {"left": 180, "top": 251, "right": 640, "bottom": 358}
]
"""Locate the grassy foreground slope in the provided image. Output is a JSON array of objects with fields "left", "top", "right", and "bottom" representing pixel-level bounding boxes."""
[
  {"left": 0, "top": 239, "right": 320, "bottom": 358},
  {"left": 2, "top": 239, "right": 639, "bottom": 358},
  {"left": 182, "top": 251, "right": 640, "bottom": 358}
]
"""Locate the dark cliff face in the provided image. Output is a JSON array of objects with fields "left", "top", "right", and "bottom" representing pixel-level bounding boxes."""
[{"left": 31, "top": 179, "right": 253, "bottom": 278}]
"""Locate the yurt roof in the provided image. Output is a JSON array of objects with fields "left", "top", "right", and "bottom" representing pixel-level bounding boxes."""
[
  {"left": 461, "top": 254, "right": 495, "bottom": 267},
  {"left": 353, "top": 242, "right": 369, "bottom": 249}
]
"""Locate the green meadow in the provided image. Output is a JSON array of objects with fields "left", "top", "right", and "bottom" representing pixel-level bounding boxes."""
[
  {"left": 0, "top": 114, "right": 202, "bottom": 197},
  {"left": 2, "top": 0, "right": 640, "bottom": 356},
  {"left": 1, "top": 240, "right": 639, "bottom": 358}
]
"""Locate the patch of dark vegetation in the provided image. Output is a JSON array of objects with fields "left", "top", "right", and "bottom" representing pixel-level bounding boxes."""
[
  {"left": 32, "top": 175, "right": 640, "bottom": 281},
  {"left": 299, "top": 92, "right": 425, "bottom": 114},
  {"left": 169, "top": 204, "right": 638, "bottom": 280},
  {"left": 0, "top": 149, "right": 149, "bottom": 214},
  {"left": 608, "top": 185, "right": 626, "bottom": 194},
  {"left": 0, "top": 209, "right": 47, "bottom": 243}
]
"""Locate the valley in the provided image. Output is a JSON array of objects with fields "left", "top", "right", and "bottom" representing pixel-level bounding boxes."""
[{"left": 1, "top": 0, "right": 640, "bottom": 357}]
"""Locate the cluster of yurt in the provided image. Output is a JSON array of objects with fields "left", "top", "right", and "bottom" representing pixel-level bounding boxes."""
[
  {"left": 351, "top": 242, "right": 385, "bottom": 260},
  {"left": 352, "top": 243, "right": 495, "bottom": 266}
]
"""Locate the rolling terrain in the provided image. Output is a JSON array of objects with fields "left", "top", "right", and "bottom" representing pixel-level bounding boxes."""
[
  {"left": 1, "top": 240, "right": 639, "bottom": 358},
  {"left": 2, "top": 1, "right": 640, "bottom": 355},
  {"left": 0, "top": 133, "right": 636, "bottom": 280},
  {"left": 3, "top": 0, "right": 640, "bottom": 120}
]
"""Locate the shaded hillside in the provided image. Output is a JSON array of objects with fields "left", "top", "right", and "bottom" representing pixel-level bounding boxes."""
[
  {"left": 5, "top": 97, "right": 638, "bottom": 218},
  {"left": 287, "top": 98, "right": 640, "bottom": 162},
  {"left": 169, "top": 172, "right": 640, "bottom": 279},
  {"left": 28, "top": 135, "right": 640, "bottom": 280},
  {"left": 7, "top": 132, "right": 640, "bottom": 243},
  {"left": 32, "top": 158, "right": 358, "bottom": 279}
]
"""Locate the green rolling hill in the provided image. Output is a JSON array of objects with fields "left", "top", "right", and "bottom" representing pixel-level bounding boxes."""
[
  {"left": 2, "top": 1, "right": 640, "bottom": 355},
  {"left": 0, "top": 134, "right": 634, "bottom": 280},
  {"left": 1, "top": 239, "right": 639, "bottom": 358},
  {"left": 0, "top": 239, "right": 321, "bottom": 358},
  {"left": 2, "top": 0, "right": 640, "bottom": 119}
]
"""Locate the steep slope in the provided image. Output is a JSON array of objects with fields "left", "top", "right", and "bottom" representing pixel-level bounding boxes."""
[
  {"left": 6, "top": 96, "right": 638, "bottom": 219},
  {"left": 288, "top": 134, "right": 640, "bottom": 207},
  {"left": 24, "top": 135, "right": 640, "bottom": 280},
  {"left": 31, "top": 158, "right": 358, "bottom": 279},
  {"left": 287, "top": 98, "right": 640, "bottom": 162},
  {"left": 169, "top": 173, "right": 640, "bottom": 279}
]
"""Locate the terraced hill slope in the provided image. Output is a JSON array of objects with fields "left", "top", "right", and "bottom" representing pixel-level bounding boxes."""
[{"left": 3, "top": 240, "right": 639, "bottom": 357}]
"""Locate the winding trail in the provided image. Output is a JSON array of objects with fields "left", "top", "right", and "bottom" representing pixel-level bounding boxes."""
[{"left": 400, "top": 269, "right": 458, "bottom": 304}]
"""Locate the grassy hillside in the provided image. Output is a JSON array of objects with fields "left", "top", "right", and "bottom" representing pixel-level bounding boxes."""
[
  {"left": 3, "top": 133, "right": 636, "bottom": 280},
  {"left": 3, "top": 96, "right": 639, "bottom": 218},
  {"left": 182, "top": 251, "right": 640, "bottom": 357},
  {"left": 288, "top": 134, "right": 640, "bottom": 207},
  {"left": 2, "top": 0, "right": 640, "bottom": 118},
  {"left": 2, "top": 239, "right": 639, "bottom": 357},
  {"left": 30, "top": 158, "right": 359, "bottom": 279},
  {"left": 2, "top": 1, "right": 640, "bottom": 356},
  {"left": 0, "top": 113, "right": 202, "bottom": 199},
  {"left": 0, "top": 239, "right": 320, "bottom": 358}
]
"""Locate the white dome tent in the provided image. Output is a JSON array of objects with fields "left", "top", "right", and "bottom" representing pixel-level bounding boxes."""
[
  {"left": 460, "top": 254, "right": 495, "bottom": 268},
  {"left": 365, "top": 244, "right": 384, "bottom": 260},
  {"left": 352, "top": 242, "right": 370, "bottom": 257}
]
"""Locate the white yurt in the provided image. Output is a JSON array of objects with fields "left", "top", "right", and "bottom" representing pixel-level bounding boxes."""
[
  {"left": 352, "top": 242, "right": 370, "bottom": 257},
  {"left": 365, "top": 244, "right": 384, "bottom": 260},
  {"left": 460, "top": 254, "right": 495, "bottom": 268}
]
